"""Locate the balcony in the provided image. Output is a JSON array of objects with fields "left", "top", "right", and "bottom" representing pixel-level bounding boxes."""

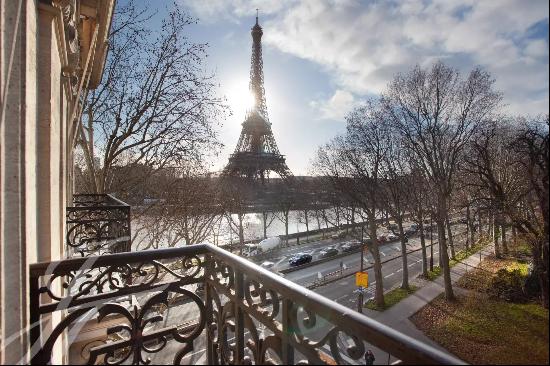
[
  {"left": 66, "top": 194, "right": 131, "bottom": 257},
  {"left": 29, "top": 244, "right": 462, "bottom": 365}
]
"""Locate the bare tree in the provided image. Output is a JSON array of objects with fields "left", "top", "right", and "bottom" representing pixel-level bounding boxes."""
[
  {"left": 512, "top": 117, "right": 548, "bottom": 307},
  {"left": 383, "top": 61, "right": 502, "bottom": 301},
  {"left": 131, "top": 174, "right": 222, "bottom": 250},
  {"left": 77, "top": 3, "right": 225, "bottom": 195},
  {"left": 463, "top": 118, "right": 527, "bottom": 257},
  {"left": 406, "top": 162, "right": 430, "bottom": 277},
  {"left": 312, "top": 101, "right": 389, "bottom": 309},
  {"left": 219, "top": 177, "right": 250, "bottom": 255},
  {"left": 380, "top": 132, "right": 411, "bottom": 289}
]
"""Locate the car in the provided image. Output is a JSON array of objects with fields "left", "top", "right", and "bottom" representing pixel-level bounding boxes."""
[
  {"left": 377, "top": 235, "right": 387, "bottom": 243},
  {"left": 341, "top": 241, "right": 363, "bottom": 252},
  {"left": 288, "top": 253, "right": 313, "bottom": 266},
  {"left": 340, "top": 243, "right": 353, "bottom": 252},
  {"left": 404, "top": 228, "right": 416, "bottom": 236},
  {"left": 318, "top": 247, "right": 339, "bottom": 258},
  {"left": 387, "top": 233, "right": 399, "bottom": 241},
  {"left": 260, "top": 261, "right": 275, "bottom": 269},
  {"left": 387, "top": 224, "right": 398, "bottom": 232}
]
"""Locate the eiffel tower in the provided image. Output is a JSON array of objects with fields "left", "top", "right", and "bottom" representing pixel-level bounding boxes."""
[{"left": 223, "top": 13, "right": 293, "bottom": 183}]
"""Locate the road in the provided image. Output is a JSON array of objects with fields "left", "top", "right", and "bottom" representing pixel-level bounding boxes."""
[{"left": 147, "top": 220, "right": 467, "bottom": 364}]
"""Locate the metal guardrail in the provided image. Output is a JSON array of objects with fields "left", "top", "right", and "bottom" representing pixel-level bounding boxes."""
[
  {"left": 66, "top": 194, "right": 131, "bottom": 257},
  {"left": 29, "top": 244, "right": 465, "bottom": 365}
]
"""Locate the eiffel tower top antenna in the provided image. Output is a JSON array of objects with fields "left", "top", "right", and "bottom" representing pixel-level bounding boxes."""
[{"left": 256, "top": 8, "right": 259, "bottom": 24}]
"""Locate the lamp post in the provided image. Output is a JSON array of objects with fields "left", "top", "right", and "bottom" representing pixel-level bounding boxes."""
[
  {"left": 430, "top": 214, "right": 434, "bottom": 271},
  {"left": 358, "top": 225, "right": 364, "bottom": 313}
]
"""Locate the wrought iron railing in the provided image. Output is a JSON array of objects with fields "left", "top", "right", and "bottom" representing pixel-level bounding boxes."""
[
  {"left": 66, "top": 194, "right": 131, "bottom": 256},
  {"left": 29, "top": 244, "right": 464, "bottom": 365}
]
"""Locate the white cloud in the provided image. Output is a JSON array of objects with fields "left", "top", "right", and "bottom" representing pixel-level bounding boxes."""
[
  {"left": 181, "top": 0, "right": 549, "bottom": 115},
  {"left": 264, "top": 0, "right": 549, "bottom": 115},
  {"left": 310, "top": 89, "right": 358, "bottom": 121},
  {"left": 180, "top": 0, "right": 293, "bottom": 23}
]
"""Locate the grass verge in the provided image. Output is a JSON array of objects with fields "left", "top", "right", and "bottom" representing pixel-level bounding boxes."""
[
  {"left": 365, "top": 285, "right": 418, "bottom": 311},
  {"left": 449, "top": 242, "right": 484, "bottom": 267},
  {"left": 423, "top": 266, "right": 442, "bottom": 281},
  {"left": 411, "top": 293, "right": 548, "bottom": 364},
  {"left": 413, "top": 256, "right": 547, "bottom": 364}
]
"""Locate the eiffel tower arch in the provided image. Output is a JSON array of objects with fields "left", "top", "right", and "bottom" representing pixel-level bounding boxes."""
[{"left": 223, "top": 14, "right": 293, "bottom": 183}]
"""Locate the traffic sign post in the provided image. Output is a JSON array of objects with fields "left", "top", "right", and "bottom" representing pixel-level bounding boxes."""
[
  {"left": 356, "top": 271, "right": 368, "bottom": 313},
  {"left": 355, "top": 271, "right": 369, "bottom": 287}
]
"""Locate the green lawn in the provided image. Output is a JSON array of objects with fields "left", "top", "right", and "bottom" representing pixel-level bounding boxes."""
[
  {"left": 411, "top": 293, "right": 549, "bottom": 364},
  {"left": 365, "top": 285, "right": 418, "bottom": 311},
  {"left": 424, "top": 266, "right": 442, "bottom": 281},
  {"left": 413, "top": 254, "right": 548, "bottom": 365}
]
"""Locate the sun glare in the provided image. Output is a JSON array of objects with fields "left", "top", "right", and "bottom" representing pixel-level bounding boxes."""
[{"left": 226, "top": 81, "right": 256, "bottom": 118}]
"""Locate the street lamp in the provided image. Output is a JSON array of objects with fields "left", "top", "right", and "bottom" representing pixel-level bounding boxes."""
[{"left": 358, "top": 225, "right": 364, "bottom": 313}]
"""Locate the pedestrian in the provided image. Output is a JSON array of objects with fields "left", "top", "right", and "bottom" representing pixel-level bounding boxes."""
[{"left": 365, "top": 350, "right": 375, "bottom": 365}]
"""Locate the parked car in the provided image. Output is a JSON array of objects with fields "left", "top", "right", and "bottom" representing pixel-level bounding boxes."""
[
  {"left": 289, "top": 253, "right": 313, "bottom": 266},
  {"left": 377, "top": 235, "right": 387, "bottom": 243},
  {"left": 387, "top": 224, "right": 398, "bottom": 232},
  {"left": 341, "top": 241, "right": 363, "bottom": 252},
  {"left": 404, "top": 228, "right": 416, "bottom": 236},
  {"left": 387, "top": 233, "right": 399, "bottom": 241},
  {"left": 318, "top": 247, "right": 339, "bottom": 258},
  {"left": 260, "top": 261, "right": 275, "bottom": 270}
]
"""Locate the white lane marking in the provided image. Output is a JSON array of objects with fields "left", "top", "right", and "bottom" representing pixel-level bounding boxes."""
[
  {"left": 182, "top": 348, "right": 206, "bottom": 359},
  {"left": 408, "top": 263, "right": 416, "bottom": 267},
  {"left": 396, "top": 268, "right": 402, "bottom": 273},
  {"left": 416, "top": 259, "right": 422, "bottom": 263},
  {"left": 381, "top": 252, "right": 386, "bottom": 257},
  {"left": 384, "top": 272, "right": 395, "bottom": 278}
]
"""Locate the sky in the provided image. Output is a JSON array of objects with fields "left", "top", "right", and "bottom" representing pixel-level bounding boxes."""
[{"left": 148, "top": 0, "right": 549, "bottom": 175}]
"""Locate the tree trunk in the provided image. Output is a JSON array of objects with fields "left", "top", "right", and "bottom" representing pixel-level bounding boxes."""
[
  {"left": 438, "top": 197, "right": 455, "bottom": 301},
  {"left": 465, "top": 204, "right": 471, "bottom": 250},
  {"left": 478, "top": 211, "right": 483, "bottom": 237},
  {"left": 468, "top": 207, "right": 475, "bottom": 247},
  {"left": 262, "top": 212, "right": 268, "bottom": 239},
  {"left": 492, "top": 213, "right": 501, "bottom": 258},
  {"left": 316, "top": 213, "right": 322, "bottom": 238},
  {"left": 369, "top": 214, "right": 385, "bottom": 308},
  {"left": 304, "top": 210, "right": 309, "bottom": 241},
  {"left": 446, "top": 215, "right": 456, "bottom": 259},
  {"left": 419, "top": 220, "right": 428, "bottom": 277},
  {"left": 238, "top": 213, "right": 244, "bottom": 256},
  {"left": 429, "top": 216, "right": 434, "bottom": 271},
  {"left": 397, "top": 217, "right": 409, "bottom": 289},
  {"left": 284, "top": 211, "right": 289, "bottom": 244},
  {"left": 501, "top": 222, "right": 509, "bottom": 256}
]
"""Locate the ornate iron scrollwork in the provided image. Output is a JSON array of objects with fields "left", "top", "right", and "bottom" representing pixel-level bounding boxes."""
[
  {"left": 66, "top": 194, "right": 131, "bottom": 257},
  {"left": 29, "top": 244, "right": 462, "bottom": 365}
]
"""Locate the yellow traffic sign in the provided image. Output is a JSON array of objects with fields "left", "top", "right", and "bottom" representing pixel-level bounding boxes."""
[{"left": 355, "top": 271, "right": 369, "bottom": 287}]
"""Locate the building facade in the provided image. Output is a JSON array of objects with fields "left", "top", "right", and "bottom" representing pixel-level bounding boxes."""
[{"left": 0, "top": 0, "right": 114, "bottom": 363}]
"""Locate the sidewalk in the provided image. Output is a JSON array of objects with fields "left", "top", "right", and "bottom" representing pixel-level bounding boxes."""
[{"left": 365, "top": 244, "right": 494, "bottom": 361}]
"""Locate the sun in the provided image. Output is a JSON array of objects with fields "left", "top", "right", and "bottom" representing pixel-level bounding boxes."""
[{"left": 226, "top": 80, "right": 256, "bottom": 118}]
